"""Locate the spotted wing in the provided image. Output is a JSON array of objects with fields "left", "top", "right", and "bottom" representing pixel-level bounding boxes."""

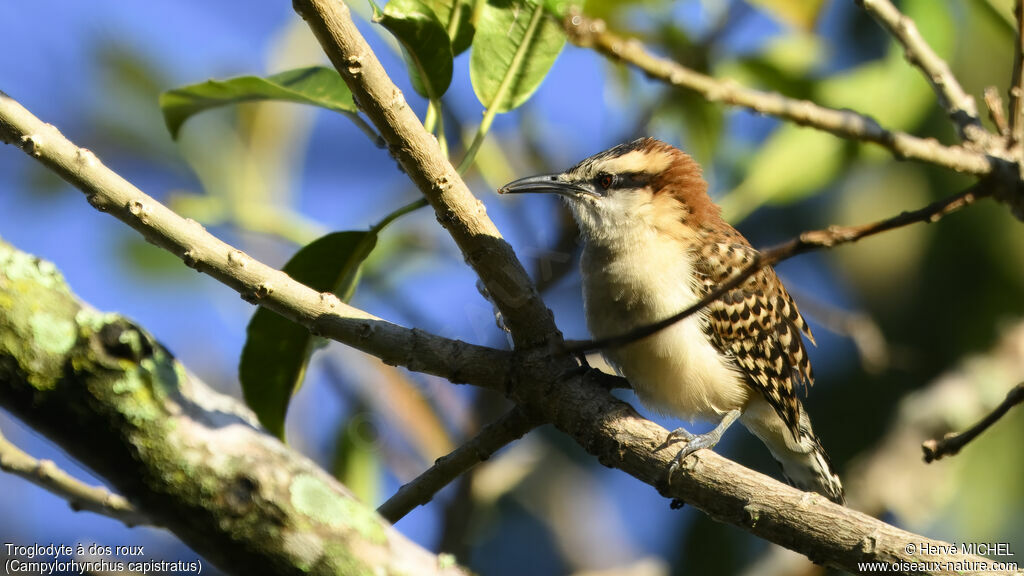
[{"left": 693, "top": 235, "right": 815, "bottom": 438}]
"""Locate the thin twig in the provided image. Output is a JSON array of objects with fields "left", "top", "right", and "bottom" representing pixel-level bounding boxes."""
[
  {"left": 0, "top": 90, "right": 512, "bottom": 393},
  {"left": 985, "top": 86, "right": 1010, "bottom": 138},
  {"left": 1009, "top": 0, "right": 1024, "bottom": 148},
  {"left": 856, "top": 0, "right": 987, "bottom": 144},
  {"left": 922, "top": 382, "right": 1024, "bottom": 463},
  {"left": 378, "top": 407, "right": 539, "bottom": 523},
  {"left": 0, "top": 428, "right": 148, "bottom": 527},
  {"left": 566, "top": 182, "right": 991, "bottom": 354},
  {"left": 564, "top": 12, "right": 994, "bottom": 177}
]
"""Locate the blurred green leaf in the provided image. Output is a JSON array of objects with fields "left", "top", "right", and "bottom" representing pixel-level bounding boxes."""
[
  {"left": 720, "top": 126, "right": 845, "bottom": 223},
  {"left": 421, "top": 0, "right": 476, "bottom": 54},
  {"left": 160, "top": 66, "right": 357, "bottom": 139},
  {"left": 717, "top": 33, "right": 823, "bottom": 99},
  {"left": 470, "top": 0, "right": 566, "bottom": 113},
  {"left": 240, "top": 231, "right": 376, "bottom": 440},
  {"left": 722, "top": 0, "right": 953, "bottom": 223},
  {"left": 373, "top": 0, "right": 455, "bottom": 99},
  {"left": 332, "top": 409, "right": 381, "bottom": 504},
  {"left": 583, "top": 0, "right": 664, "bottom": 24},
  {"left": 542, "top": 0, "right": 579, "bottom": 18},
  {"left": 745, "top": 0, "right": 826, "bottom": 31},
  {"left": 652, "top": 89, "right": 723, "bottom": 166}
]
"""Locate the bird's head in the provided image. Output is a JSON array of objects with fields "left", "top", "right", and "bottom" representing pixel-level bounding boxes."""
[{"left": 499, "top": 138, "right": 718, "bottom": 243}]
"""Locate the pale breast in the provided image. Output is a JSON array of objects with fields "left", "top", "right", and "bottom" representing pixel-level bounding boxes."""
[{"left": 581, "top": 233, "right": 750, "bottom": 421}]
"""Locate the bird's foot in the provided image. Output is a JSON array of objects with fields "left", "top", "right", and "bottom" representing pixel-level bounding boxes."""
[
  {"left": 666, "top": 428, "right": 724, "bottom": 480},
  {"left": 664, "top": 410, "right": 741, "bottom": 484}
]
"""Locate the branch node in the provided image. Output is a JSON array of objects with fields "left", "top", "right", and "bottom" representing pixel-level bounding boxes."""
[{"left": 227, "top": 249, "right": 250, "bottom": 269}]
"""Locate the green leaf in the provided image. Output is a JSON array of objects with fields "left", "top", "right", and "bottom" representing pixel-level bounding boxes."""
[
  {"left": 421, "top": 0, "right": 476, "bottom": 54},
  {"left": 542, "top": 0, "right": 580, "bottom": 18},
  {"left": 470, "top": 0, "right": 566, "bottom": 113},
  {"left": 373, "top": 0, "right": 455, "bottom": 99},
  {"left": 240, "top": 231, "right": 376, "bottom": 440},
  {"left": 159, "top": 66, "right": 357, "bottom": 139},
  {"left": 720, "top": 126, "right": 845, "bottom": 223}
]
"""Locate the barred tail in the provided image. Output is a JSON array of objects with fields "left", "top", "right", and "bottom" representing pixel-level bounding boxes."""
[{"left": 740, "top": 397, "right": 845, "bottom": 505}]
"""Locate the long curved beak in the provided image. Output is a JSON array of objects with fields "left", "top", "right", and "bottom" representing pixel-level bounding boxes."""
[{"left": 498, "top": 174, "right": 595, "bottom": 198}]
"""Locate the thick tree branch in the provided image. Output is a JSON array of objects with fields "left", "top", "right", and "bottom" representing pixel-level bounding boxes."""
[
  {"left": 378, "top": 406, "right": 539, "bottom": 523},
  {"left": 0, "top": 239, "right": 469, "bottom": 576},
  {"left": 291, "top": 0, "right": 560, "bottom": 349},
  {"left": 0, "top": 428, "right": 149, "bottom": 527},
  {"left": 567, "top": 182, "right": 991, "bottom": 353},
  {"left": 0, "top": 90, "right": 511, "bottom": 394},
  {"left": 856, "top": 0, "right": 986, "bottom": 143},
  {"left": 507, "top": 363, "right": 1010, "bottom": 576},
  {"left": 922, "top": 382, "right": 1024, "bottom": 462},
  {"left": 564, "top": 12, "right": 995, "bottom": 176}
]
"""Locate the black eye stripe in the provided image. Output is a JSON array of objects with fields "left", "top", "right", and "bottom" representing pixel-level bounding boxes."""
[{"left": 595, "top": 171, "right": 649, "bottom": 190}]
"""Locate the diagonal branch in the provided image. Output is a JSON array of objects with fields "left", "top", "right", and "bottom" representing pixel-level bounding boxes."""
[
  {"left": 509, "top": 368, "right": 1011, "bottom": 576},
  {"left": 292, "top": 0, "right": 560, "bottom": 349},
  {"left": 0, "top": 90, "right": 511, "bottom": 394},
  {"left": 378, "top": 406, "right": 539, "bottom": 523},
  {"left": 0, "top": 427, "right": 149, "bottom": 527},
  {"left": 856, "top": 0, "right": 987, "bottom": 144},
  {"left": 564, "top": 12, "right": 995, "bottom": 176},
  {"left": 566, "top": 182, "right": 991, "bottom": 354},
  {"left": 922, "top": 382, "right": 1024, "bottom": 462}
]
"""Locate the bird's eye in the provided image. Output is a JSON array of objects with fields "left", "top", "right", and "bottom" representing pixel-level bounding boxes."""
[{"left": 597, "top": 173, "right": 615, "bottom": 189}]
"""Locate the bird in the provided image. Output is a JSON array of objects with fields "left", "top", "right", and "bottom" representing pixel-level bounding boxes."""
[{"left": 498, "top": 137, "right": 844, "bottom": 504}]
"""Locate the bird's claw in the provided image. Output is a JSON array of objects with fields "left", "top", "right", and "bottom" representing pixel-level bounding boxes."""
[{"left": 665, "top": 427, "right": 722, "bottom": 485}]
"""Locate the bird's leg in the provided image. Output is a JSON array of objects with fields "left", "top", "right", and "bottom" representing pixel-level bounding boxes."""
[{"left": 666, "top": 409, "right": 742, "bottom": 480}]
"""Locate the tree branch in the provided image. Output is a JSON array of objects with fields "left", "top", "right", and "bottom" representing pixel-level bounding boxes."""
[
  {"left": 0, "top": 239, "right": 469, "bottom": 576},
  {"left": 985, "top": 86, "right": 1010, "bottom": 138},
  {"left": 743, "top": 320, "right": 1024, "bottom": 576},
  {"left": 508, "top": 366, "right": 1010, "bottom": 576},
  {"left": 563, "top": 12, "right": 995, "bottom": 176},
  {"left": 0, "top": 428, "right": 149, "bottom": 527},
  {"left": 856, "top": 0, "right": 987, "bottom": 143},
  {"left": 0, "top": 90, "right": 511, "bottom": 395},
  {"left": 922, "top": 382, "right": 1024, "bottom": 462},
  {"left": 378, "top": 406, "right": 539, "bottom": 523},
  {"left": 566, "top": 182, "right": 991, "bottom": 354},
  {"left": 291, "top": 0, "right": 560, "bottom": 349}
]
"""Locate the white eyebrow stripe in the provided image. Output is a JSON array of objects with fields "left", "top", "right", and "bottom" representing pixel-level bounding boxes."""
[{"left": 599, "top": 150, "right": 673, "bottom": 176}]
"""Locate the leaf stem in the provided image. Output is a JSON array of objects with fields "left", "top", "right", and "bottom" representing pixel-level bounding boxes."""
[
  {"left": 446, "top": 0, "right": 464, "bottom": 42},
  {"left": 436, "top": 102, "right": 449, "bottom": 158},
  {"left": 457, "top": 3, "right": 545, "bottom": 174},
  {"left": 371, "top": 197, "right": 429, "bottom": 234},
  {"left": 424, "top": 99, "right": 439, "bottom": 133}
]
